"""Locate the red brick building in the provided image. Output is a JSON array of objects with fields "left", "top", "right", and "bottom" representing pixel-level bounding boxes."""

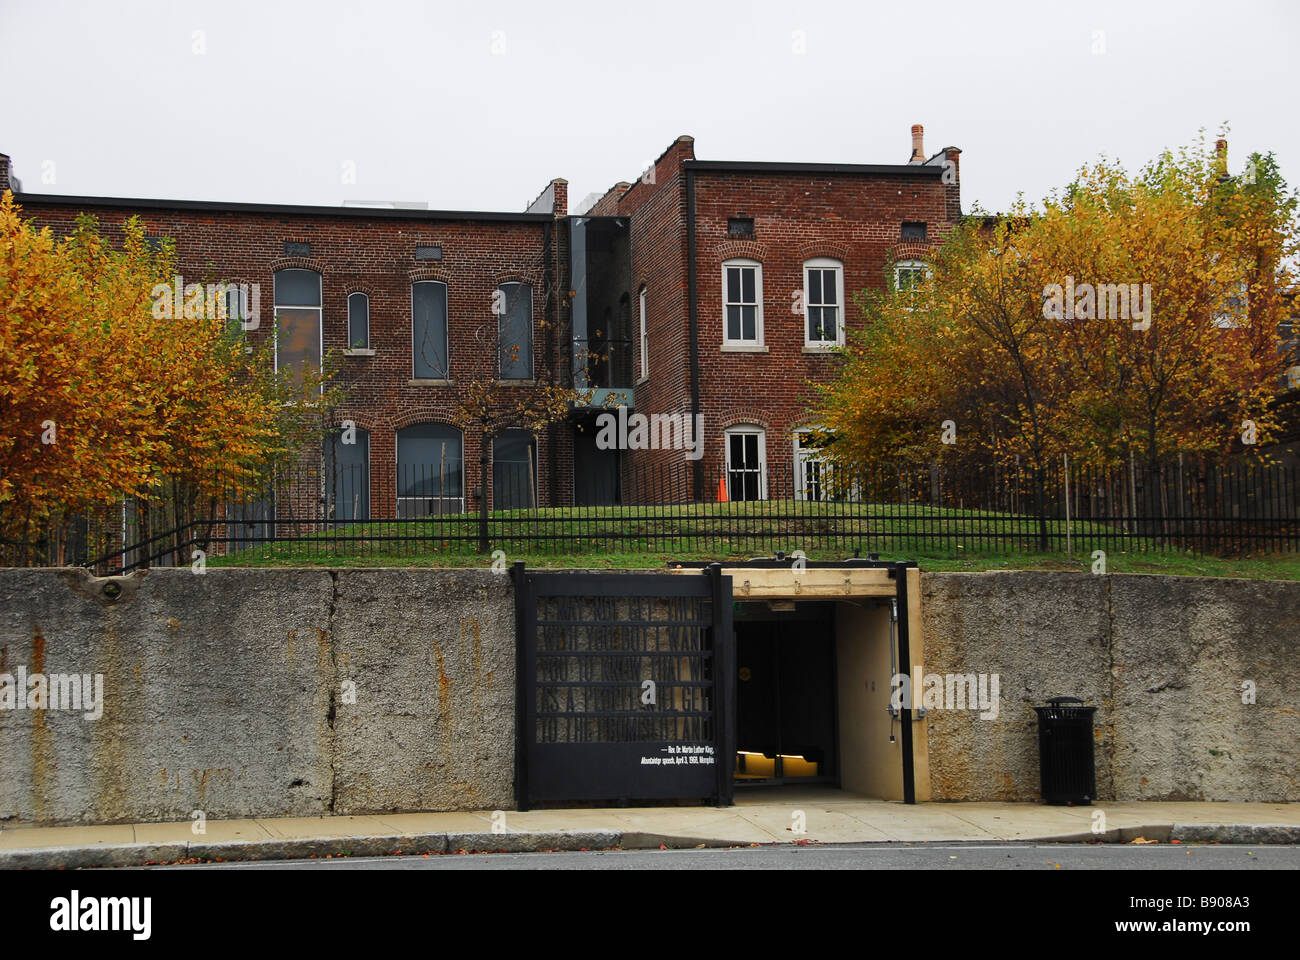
[{"left": 0, "top": 125, "right": 963, "bottom": 513}]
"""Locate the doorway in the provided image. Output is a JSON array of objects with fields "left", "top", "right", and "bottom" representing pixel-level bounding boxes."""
[{"left": 734, "top": 602, "right": 838, "bottom": 786}]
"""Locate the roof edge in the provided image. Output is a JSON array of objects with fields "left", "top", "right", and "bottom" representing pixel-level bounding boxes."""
[{"left": 11, "top": 192, "right": 554, "bottom": 223}]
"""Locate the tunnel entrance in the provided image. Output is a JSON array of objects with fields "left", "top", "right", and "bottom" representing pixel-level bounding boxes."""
[{"left": 734, "top": 602, "right": 839, "bottom": 786}]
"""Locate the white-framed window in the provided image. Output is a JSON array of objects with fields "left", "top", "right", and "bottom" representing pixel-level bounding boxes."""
[
  {"left": 803, "top": 258, "right": 844, "bottom": 347},
  {"left": 639, "top": 286, "right": 649, "bottom": 381},
  {"left": 894, "top": 259, "right": 931, "bottom": 293},
  {"left": 722, "top": 259, "right": 763, "bottom": 345},
  {"left": 793, "top": 428, "right": 831, "bottom": 501},
  {"left": 412, "top": 280, "right": 449, "bottom": 379},
  {"left": 273, "top": 268, "right": 323, "bottom": 394},
  {"left": 347, "top": 292, "right": 369, "bottom": 350},
  {"left": 725, "top": 426, "right": 767, "bottom": 501}
]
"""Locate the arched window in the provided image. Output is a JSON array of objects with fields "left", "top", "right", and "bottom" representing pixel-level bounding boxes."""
[
  {"left": 347, "top": 292, "right": 369, "bottom": 350},
  {"left": 397, "top": 423, "right": 463, "bottom": 516},
  {"left": 412, "top": 281, "right": 449, "bottom": 380},
  {"left": 493, "top": 429, "right": 537, "bottom": 509},
  {"left": 273, "top": 268, "right": 322, "bottom": 391},
  {"left": 497, "top": 282, "right": 533, "bottom": 380}
]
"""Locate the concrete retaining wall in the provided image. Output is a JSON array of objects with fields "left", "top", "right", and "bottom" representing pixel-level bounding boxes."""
[
  {"left": 921, "top": 572, "right": 1300, "bottom": 803},
  {"left": 2, "top": 567, "right": 1296, "bottom": 826},
  {"left": 0, "top": 568, "right": 515, "bottom": 826}
]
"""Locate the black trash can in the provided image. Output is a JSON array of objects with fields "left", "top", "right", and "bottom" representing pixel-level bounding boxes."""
[{"left": 1034, "top": 696, "right": 1097, "bottom": 805}]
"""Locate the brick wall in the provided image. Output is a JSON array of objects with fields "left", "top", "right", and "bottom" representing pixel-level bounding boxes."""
[
  {"left": 15, "top": 199, "right": 572, "bottom": 513},
  {"left": 688, "top": 167, "right": 957, "bottom": 488}
]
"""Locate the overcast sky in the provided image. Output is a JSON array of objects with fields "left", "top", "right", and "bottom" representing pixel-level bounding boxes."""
[{"left": 2, "top": 0, "right": 1296, "bottom": 215}]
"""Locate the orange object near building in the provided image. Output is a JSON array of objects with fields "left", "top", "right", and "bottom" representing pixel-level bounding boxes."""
[{"left": 717, "top": 476, "right": 728, "bottom": 502}]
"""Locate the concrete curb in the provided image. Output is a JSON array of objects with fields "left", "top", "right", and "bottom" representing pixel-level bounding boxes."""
[
  {"left": 0, "top": 829, "right": 745, "bottom": 869},
  {"left": 2, "top": 822, "right": 1295, "bottom": 868},
  {"left": 1169, "top": 823, "right": 1300, "bottom": 844}
]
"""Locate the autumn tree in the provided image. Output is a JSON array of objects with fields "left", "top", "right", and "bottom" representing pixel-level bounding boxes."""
[
  {"left": 0, "top": 192, "right": 341, "bottom": 564},
  {"left": 812, "top": 133, "right": 1297, "bottom": 530}
]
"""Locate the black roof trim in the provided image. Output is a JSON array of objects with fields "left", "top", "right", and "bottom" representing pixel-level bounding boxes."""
[
  {"left": 684, "top": 160, "right": 942, "bottom": 177},
  {"left": 11, "top": 192, "right": 554, "bottom": 223}
]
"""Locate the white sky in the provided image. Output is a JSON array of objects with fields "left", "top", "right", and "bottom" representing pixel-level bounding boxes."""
[{"left": 2, "top": 0, "right": 1296, "bottom": 215}]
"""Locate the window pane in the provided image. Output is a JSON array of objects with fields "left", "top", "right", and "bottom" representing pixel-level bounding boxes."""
[
  {"left": 822, "top": 270, "right": 837, "bottom": 305},
  {"left": 822, "top": 306, "right": 837, "bottom": 340},
  {"left": 276, "top": 307, "right": 321, "bottom": 390},
  {"left": 742, "top": 305, "right": 756, "bottom": 341},
  {"left": 325, "top": 427, "right": 370, "bottom": 521},
  {"left": 727, "top": 305, "right": 741, "bottom": 341},
  {"left": 397, "top": 423, "right": 463, "bottom": 514},
  {"left": 413, "top": 282, "right": 448, "bottom": 379},
  {"left": 499, "top": 283, "right": 533, "bottom": 379},
  {"left": 493, "top": 429, "right": 536, "bottom": 509},
  {"left": 743, "top": 434, "right": 758, "bottom": 466},
  {"left": 726, "top": 267, "right": 740, "bottom": 304},
  {"left": 275, "top": 269, "right": 320, "bottom": 307},
  {"left": 741, "top": 267, "right": 755, "bottom": 304},
  {"left": 807, "top": 270, "right": 822, "bottom": 306},
  {"left": 348, "top": 293, "right": 368, "bottom": 349}
]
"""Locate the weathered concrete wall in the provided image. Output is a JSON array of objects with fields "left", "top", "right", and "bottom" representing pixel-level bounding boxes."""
[
  {"left": 0, "top": 568, "right": 514, "bottom": 826},
  {"left": 3, "top": 567, "right": 1295, "bottom": 825},
  {"left": 921, "top": 572, "right": 1300, "bottom": 803}
]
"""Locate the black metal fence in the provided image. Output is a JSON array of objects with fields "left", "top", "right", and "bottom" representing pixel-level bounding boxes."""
[{"left": 5, "top": 454, "right": 1296, "bottom": 573}]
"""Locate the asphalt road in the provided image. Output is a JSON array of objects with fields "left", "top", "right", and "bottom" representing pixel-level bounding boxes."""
[{"left": 154, "top": 843, "right": 1299, "bottom": 870}]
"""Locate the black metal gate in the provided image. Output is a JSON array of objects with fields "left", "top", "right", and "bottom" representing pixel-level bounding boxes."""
[{"left": 513, "top": 563, "right": 734, "bottom": 809}]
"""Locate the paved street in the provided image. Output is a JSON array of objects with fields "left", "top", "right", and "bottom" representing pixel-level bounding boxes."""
[{"left": 154, "top": 842, "right": 1299, "bottom": 870}]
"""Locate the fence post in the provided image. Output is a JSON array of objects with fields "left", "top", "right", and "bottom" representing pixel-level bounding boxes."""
[{"left": 1064, "top": 453, "right": 1071, "bottom": 559}]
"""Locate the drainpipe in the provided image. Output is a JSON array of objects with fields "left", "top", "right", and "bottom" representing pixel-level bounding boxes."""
[
  {"left": 894, "top": 564, "right": 916, "bottom": 804},
  {"left": 686, "top": 167, "right": 702, "bottom": 500}
]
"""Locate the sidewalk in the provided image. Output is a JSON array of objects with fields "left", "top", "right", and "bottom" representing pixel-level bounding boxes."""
[{"left": 3, "top": 788, "right": 1297, "bottom": 868}]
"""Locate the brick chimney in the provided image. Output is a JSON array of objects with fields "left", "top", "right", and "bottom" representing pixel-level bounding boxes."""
[
  {"left": 552, "top": 178, "right": 567, "bottom": 217},
  {"left": 909, "top": 125, "right": 925, "bottom": 164}
]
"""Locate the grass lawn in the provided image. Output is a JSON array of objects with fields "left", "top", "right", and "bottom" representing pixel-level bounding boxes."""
[{"left": 204, "top": 499, "right": 1299, "bottom": 580}]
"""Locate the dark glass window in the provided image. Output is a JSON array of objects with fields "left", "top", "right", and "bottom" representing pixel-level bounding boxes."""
[
  {"left": 901, "top": 222, "right": 927, "bottom": 241},
  {"left": 728, "top": 217, "right": 754, "bottom": 236},
  {"left": 324, "top": 426, "right": 370, "bottom": 521},
  {"left": 347, "top": 292, "right": 369, "bottom": 349},
  {"left": 412, "top": 281, "right": 449, "bottom": 379},
  {"left": 273, "top": 269, "right": 321, "bottom": 392},
  {"left": 493, "top": 429, "right": 536, "bottom": 510},
  {"left": 498, "top": 282, "right": 534, "bottom": 379},
  {"left": 397, "top": 423, "right": 463, "bottom": 517}
]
